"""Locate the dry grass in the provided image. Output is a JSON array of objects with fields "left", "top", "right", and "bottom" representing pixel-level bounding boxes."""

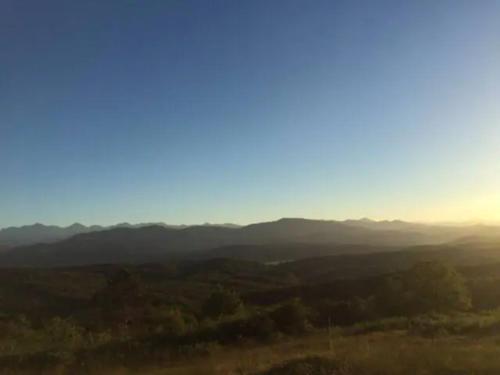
[
  {"left": 6, "top": 325, "right": 500, "bottom": 374},
  {"left": 143, "top": 331, "right": 500, "bottom": 375}
]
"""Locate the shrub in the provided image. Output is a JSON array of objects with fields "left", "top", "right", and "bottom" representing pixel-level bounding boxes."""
[
  {"left": 315, "top": 297, "right": 377, "bottom": 327},
  {"left": 347, "top": 316, "right": 409, "bottom": 335},
  {"left": 202, "top": 288, "right": 243, "bottom": 319},
  {"left": 261, "top": 356, "right": 343, "bottom": 375},
  {"left": 270, "top": 298, "right": 310, "bottom": 335},
  {"left": 245, "top": 312, "right": 277, "bottom": 341},
  {"left": 155, "top": 308, "right": 189, "bottom": 336},
  {"left": 377, "top": 262, "right": 471, "bottom": 316},
  {"left": 41, "top": 317, "right": 85, "bottom": 361}
]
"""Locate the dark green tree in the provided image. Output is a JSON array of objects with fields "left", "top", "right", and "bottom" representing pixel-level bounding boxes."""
[
  {"left": 92, "top": 268, "right": 149, "bottom": 328},
  {"left": 377, "top": 261, "right": 471, "bottom": 315},
  {"left": 202, "top": 288, "right": 243, "bottom": 319},
  {"left": 270, "top": 298, "right": 310, "bottom": 335}
]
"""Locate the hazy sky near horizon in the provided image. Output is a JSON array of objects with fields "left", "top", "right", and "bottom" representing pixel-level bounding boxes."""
[{"left": 1, "top": 0, "right": 500, "bottom": 227}]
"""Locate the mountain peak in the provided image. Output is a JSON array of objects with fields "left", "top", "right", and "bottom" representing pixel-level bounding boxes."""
[
  {"left": 68, "top": 223, "right": 86, "bottom": 229},
  {"left": 359, "top": 218, "right": 374, "bottom": 223}
]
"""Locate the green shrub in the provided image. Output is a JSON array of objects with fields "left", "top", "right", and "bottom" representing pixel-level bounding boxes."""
[
  {"left": 347, "top": 316, "right": 409, "bottom": 335},
  {"left": 245, "top": 312, "right": 277, "bottom": 341},
  {"left": 202, "top": 288, "right": 243, "bottom": 319},
  {"left": 40, "top": 317, "right": 85, "bottom": 361},
  {"left": 261, "top": 355, "right": 343, "bottom": 375},
  {"left": 154, "top": 308, "right": 189, "bottom": 336},
  {"left": 377, "top": 262, "right": 471, "bottom": 316},
  {"left": 408, "top": 315, "right": 450, "bottom": 338},
  {"left": 314, "top": 296, "right": 377, "bottom": 326},
  {"left": 270, "top": 298, "right": 310, "bottom": 335}
]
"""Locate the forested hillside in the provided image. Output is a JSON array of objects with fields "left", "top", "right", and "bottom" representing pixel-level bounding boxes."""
[
  {"left": 2, "top": 218, "right": 500, "bottom": 267},
  {"left": 1, "top": 243, "right": 500, "bottom": 373}
]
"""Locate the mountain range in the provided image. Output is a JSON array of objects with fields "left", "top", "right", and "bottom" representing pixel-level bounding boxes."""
[
  {"left": 0, "top": 222, "right": 239, "bottom": 247},
  {"left": 1, "top": 218, "right": 500, "bottom": 267}
]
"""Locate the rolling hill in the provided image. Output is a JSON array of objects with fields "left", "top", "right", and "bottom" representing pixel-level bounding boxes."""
[{"left": 1, "top": 218, "right": 500, "bottom": 267}]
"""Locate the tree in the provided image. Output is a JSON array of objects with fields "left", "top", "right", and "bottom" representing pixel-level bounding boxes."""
[
  {"left": 94, "top": 268, "right": 145, "bottom": 308},
  {"left": 270, "top": 298, "right": 310, "bottom": 335},
  {"left": 316, "top": 296, "right": 376, "bottom": 326},
  {"left": 202, "top": 288, "right": 243, "bottom": 319},
  {"left": 377, "top": 261, "right": 471, "bottom": 315},
  {"left": 92, "top": 268, "right": 150, "bottom": 328},
  {"left": 151, "top": 307, "right": 189, "bottom": 336},
  {"left": 245, "top": 312, "right": 277, "bottom": 341}
]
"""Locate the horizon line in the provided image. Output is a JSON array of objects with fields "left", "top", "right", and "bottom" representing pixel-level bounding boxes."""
[{"left": 2, "top": 217, "right": 500, "bottom": 231}]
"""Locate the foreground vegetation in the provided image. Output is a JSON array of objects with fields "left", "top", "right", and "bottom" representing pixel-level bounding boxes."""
[
  {"left": 165, "top": 327, "right": 500, "bottom": 375},
  {"left": 4, "top": 312, "right": 500, "bottom": 374},
  {"left": 1, "top": 255, "right": 500, "bottom": 373}
]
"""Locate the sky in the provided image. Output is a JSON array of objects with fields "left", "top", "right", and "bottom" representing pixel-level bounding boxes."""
[{"left": 1, "top": 0, "right": 500, "bottom": 228}]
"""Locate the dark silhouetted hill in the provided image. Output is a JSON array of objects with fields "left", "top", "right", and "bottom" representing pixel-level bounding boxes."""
[
  {"left": 0, "top": 222, "right": 241, "bottom": 247},
  {"left": 1, "top": 218, "right": 500, "bottom": 267},
  {"left": 0, "top": 223, "right": 105, "bottom": 247}
]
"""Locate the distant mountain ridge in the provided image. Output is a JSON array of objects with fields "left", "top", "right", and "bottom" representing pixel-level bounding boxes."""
[
  {"left": 0, "top": 223, "right": 104, "bottom": 247},
  {"left": 0, "top": 222, "right": 239, "bottom": 247},
  {"left": 1, "top": 218, "right": 500, "bottom": 267}
]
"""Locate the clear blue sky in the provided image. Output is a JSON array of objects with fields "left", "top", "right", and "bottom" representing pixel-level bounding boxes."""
[{"left": 1, "top": 0, "right": 500, "bottom": 227}]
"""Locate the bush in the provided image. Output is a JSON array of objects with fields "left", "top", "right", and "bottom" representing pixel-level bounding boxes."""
[
  {"left": 377, "top": 262, "right": 471, "bottom": 316},
  {"left": 270, "top": 298, "right": 310, "bottom": 335},
  {"left": 202, "top": 288, "right": 243, "bottom": 319},
  {"left": 314, "top": 297, "right": 377, "bottom": 326},
  {"left": 155, "top": 308, "right": 189, "bottom": 336},
  {"left": 245, "top": 312, "right": 277, "bottom": 341},
  {"left": 347, "top": 316, "right": 409, "bottom": 335},
  {"left": 408, "top": 315, "right": 449, "bottom": 338},
  {"left": 261, "top": 356, "right": 343, "bottom": 375},
  {"left": 41, "top": 317, "right": 85, "bottom": 361}
]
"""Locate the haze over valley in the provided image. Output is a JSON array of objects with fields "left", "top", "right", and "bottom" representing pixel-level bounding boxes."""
[{"left": 1, "top": 218, "right": 500, "bottom": 267}]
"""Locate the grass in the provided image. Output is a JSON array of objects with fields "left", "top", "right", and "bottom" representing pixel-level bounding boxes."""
[
  {"left": 5, "top": 311, "right": 500, "bottom": 374},
  {"left": 144, "top": 329, "right": 500, "bottom": 375},
  {"left": 345, "top": 309, "right": 500, "bottom": 337}
]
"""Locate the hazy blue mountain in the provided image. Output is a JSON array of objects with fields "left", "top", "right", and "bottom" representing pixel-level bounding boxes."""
[
  {"left": 0, "top": 222, "right": 239, "bottom": 247},
  {"left": 2, "top": 218, "right": 500, "bottom": 267},
  {"left": 0, "top": 225, "right": 239, "bottom": 266},
  {"left": 0, "top": 223, "right": 105, "bottom": 247}
]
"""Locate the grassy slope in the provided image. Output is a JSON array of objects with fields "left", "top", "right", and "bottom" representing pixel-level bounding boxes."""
[{"left": 150, "top": 329, "right": 500, "bottom": 375}]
